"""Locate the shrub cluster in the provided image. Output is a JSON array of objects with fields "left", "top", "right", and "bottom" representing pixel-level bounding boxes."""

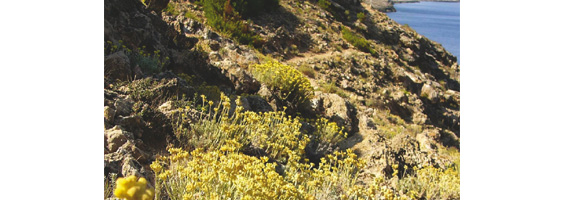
[
  {"left": 341, "top": 27, "right": 377, "bottom": 56},
  {"left": 251, "top": 61, "right": 314, "bottom": 109},
  {"left": 151, "top": 142, "right": 370, "bottom": 199},
  {"left": 201, "top": 0, "right": 278, "bottom": 46},
  {"left": 173, "top": 93, "right": 310, "bottom": 163},
  {"left": 105, "top": 40, "right": 169, "bottom": 75}
]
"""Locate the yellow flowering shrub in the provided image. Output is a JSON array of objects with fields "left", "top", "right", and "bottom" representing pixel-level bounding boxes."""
[
  {"left": 251, "top": 61, "right": 314, "bottom": 109},
  {"left": 114, "top": 175, "right": 155, "bottom": 200},
  {"left": 152, "top": 143, "right": 300, "bottom": 200},
  {"left": 152, "top": 143, "right": 376, "bottom": 200},
  {"left": 313, "top": 117, "right": 348, "bottom": 145},
  {"left": 174, "top": 93, "right": 309, "bottom": 163}
]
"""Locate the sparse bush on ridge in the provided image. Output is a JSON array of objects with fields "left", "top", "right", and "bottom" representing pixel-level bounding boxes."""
[
  {"left": 357, "top": 12, "right": 366, "bottom": 22},
  {"left": 341, "top": 27, "right": 377, "bottom": 56},
  {"left": 104, "top": 40, "right": 169, "bottom": 75},
  {"left": 201, "top": 0, "right": 278, "bottom": 46}
]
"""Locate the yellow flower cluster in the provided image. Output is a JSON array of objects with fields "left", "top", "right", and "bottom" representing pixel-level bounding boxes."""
[
  {"left": 152, "top": 144, "right": 300, "bottom": 200},
  {"left": 114, "top": 175, "right": 155, "bottom": 200},
  {"left": 175, "top": 93, "right": 309, "bottom": 163},
  {"left": 251, "top": 61, "right": 314, "bottom": 107},
  {"left": 152, "top": 143, "right": 375, "bottom": 200},
  {"left": 313, "top": 117, "right": 348, "bottom": 144}
]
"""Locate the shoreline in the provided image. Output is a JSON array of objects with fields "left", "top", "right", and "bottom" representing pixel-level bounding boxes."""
[
  {"left": 392, "top": 0, "right": 460, "bottom": 3},
  {"left": 365, "top": 0, "right": 459, "bottom": 13}
]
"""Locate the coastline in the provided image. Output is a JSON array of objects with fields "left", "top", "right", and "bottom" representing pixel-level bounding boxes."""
[
  {"left": 369, "top": 0, "right": 459, "bottom": 13},
  {"left": 392, "top": 0, "right": 460, "bottom": 3}
]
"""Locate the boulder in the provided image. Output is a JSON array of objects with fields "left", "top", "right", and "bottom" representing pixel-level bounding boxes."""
[
  {"left": 104, "top": 106, "right": 116, "bottom": 128},
  {"left": 105, "top": 126, "right": 134, "bottom": 153},
  {"left": 116, "top": 115, "right": 145, "bottom": 137},
  {"left": 421, "top": 84, "right": 439, "bottom": 103},
  {"left": 104, "top": 51, "right": 131, "bottom": 81},
  {"left": 310, "top": 93, "right": 358, "bottom": 133},
  {"left": 121, "top": 156, "right": 144, "bottom": 178},
  {"left": 114, "top": 98, "right": 134, "bottom": 117},
  {"left": 244, "top": 95, "right": 274, "bottom": 113}
]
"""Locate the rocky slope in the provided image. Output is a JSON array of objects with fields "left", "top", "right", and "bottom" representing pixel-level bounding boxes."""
[{"left": 104, "top": 0, "right": 459, "bottom": 198}]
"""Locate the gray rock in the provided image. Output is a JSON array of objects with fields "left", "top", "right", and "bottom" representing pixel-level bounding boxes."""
[
  {"left": 121, "top": 156, "right": 143, "bottom": 178},
  {"left": 116, "top": 115, "right": 145, "bottom": 137},
  {"left": 104, "top": 51, "right": 131, "bottom": 81},
  {"left": 244, "top": 95, "right": 274, "bottom": 113},
  {"left": 114, "top": 98, "right": 134, "bottom": 116},
  {"left": 105, "top": 126, "right": 134, "bottom": 153},
  {"left": 420, "top": 84, "right": 439, "bottom": 103},
  {"left": 310, "top": 93, "right": 357, "bottom": 133}
]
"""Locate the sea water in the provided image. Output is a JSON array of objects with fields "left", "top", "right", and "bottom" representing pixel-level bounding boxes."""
[{"left": 387, "top": 2, "right": 460, "bottom": 63}]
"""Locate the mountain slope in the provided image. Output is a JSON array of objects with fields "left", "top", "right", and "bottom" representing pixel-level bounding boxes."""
[{"left": 104, "top": 0, "right": 460, "bottom": 199}]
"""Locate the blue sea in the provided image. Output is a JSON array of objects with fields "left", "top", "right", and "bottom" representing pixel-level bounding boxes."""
[{"left": 387, "top": 2, "right": 460, "bottom": 63}]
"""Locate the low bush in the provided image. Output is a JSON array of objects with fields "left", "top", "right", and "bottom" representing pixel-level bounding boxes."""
[
  {"left": 357, "top": 12, "right": 366, "bottom": 22},
  {"left": 104, "top": 40, "right": 169, "bottom": 75},
  {"left": 341, "top": 27, "right": 376, "bottom": 56},
  {"left": 201, "top": 0, "right": 278, "bottom": 46},
  {"left": 297, "top": 64, "right": 315, "bottom": 78}
]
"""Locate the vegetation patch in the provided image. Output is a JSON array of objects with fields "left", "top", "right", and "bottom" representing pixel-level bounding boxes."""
[
  {"left": 200, "top": 0, "right": 278, "bottom": 47},
  {"left": 341, "top": 27, "right": 376, "bottom": 56},
  {"left": 151, "top": 143, "right": 370, "bottom": 199},
  {"left": 105, "top": 40, "right": 169, "bottom": 75}
]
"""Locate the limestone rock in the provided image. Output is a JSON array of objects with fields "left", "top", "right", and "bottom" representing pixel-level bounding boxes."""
[
  {"left": 421, "top": 84, "right": 439, "bottom": 103},
  {"left": 104, "top": 106, "right": 116, "bottom": 128},
  {"left": 158, "top": 101, "right": 173, "bottom": 113},
  {"left": 105, "top": 126, "right": 134, "bottom": 153},
  {"left": 114, "top": 98, "right": 134, "bottom": 117},
  {"left": 310, "top": 93, "right": 358, "bottom": 133},
  {"left": 121, "top": 156, "right": 144, "bottom": 178}
]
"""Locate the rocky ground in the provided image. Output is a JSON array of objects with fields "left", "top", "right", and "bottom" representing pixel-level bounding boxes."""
[{"left": 104, "top": 0, "right": 459, "bottom": 198}]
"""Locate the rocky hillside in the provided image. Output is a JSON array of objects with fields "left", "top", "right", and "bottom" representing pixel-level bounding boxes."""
[{"left": 104, "top": 0, "right": 460, "bottom": 199}]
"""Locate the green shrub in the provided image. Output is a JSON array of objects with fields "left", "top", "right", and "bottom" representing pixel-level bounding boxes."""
[
  {"left": 357, "top": 12, "right": 366, "bottom": 22},
  {"left": 317, "top": 0, "right": 331, "bottom": 11},
  {"left": 298, "top": 64, "right": 315, "bottom": 78},
  {"left": 341, "top": 27, "right": 376, "bottom": 55},
  {"left": 104, "top": 40, "right": 169, "bottom": 75},
  {"left": 164, "top": 2, "right": 180, "bottom": 16},
  {"left": 202, "top": 0, "right": 278, "bottom": 46}
]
